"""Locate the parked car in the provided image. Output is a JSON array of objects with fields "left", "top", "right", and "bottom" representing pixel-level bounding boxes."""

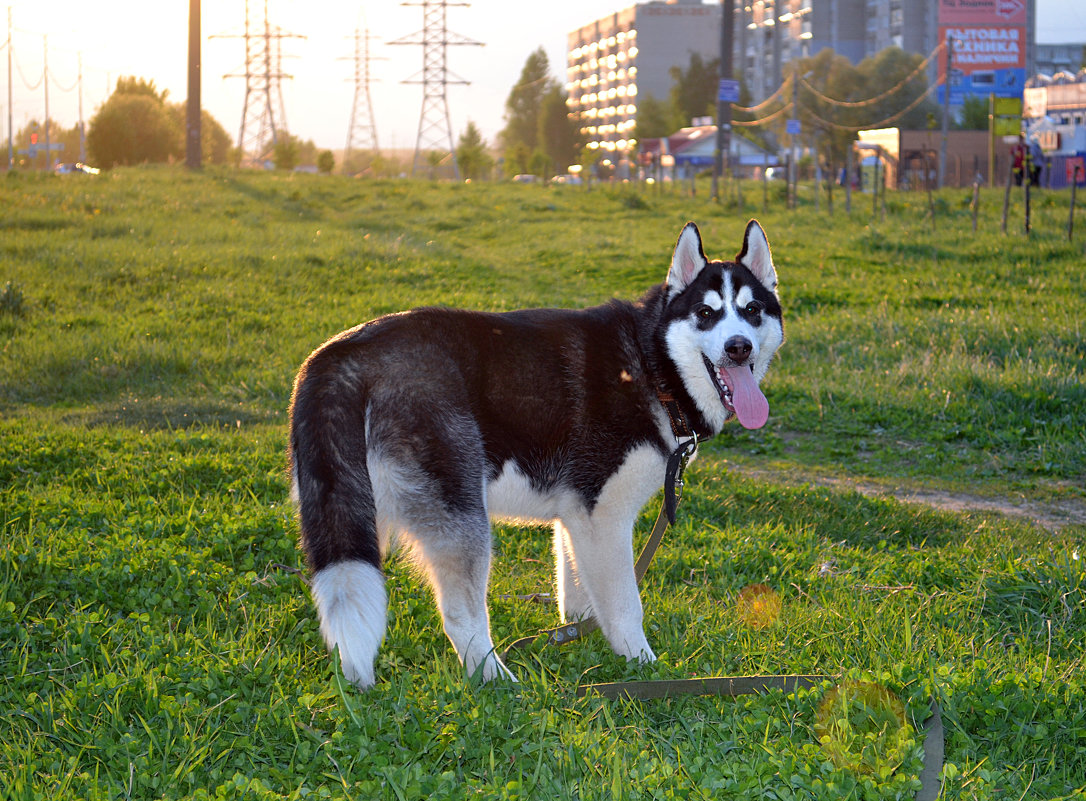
[
  {"left": 55, "top": 162, "right": 100, "bottom": 175},
  {"left": 550, "top": 174, "right": 583, "bottom": 185},
  {"left": 512, "top": 174, "right": 541, "bottom": 183}
]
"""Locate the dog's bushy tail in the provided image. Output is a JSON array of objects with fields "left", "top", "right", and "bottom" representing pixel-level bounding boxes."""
[{"left": 289, "top": 348, "right": 386, "bottom": 687}]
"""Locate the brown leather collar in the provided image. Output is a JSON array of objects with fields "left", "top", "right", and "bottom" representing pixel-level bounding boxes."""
[{"left": 656, "top": 389, "right": 696, "bottom": 440}]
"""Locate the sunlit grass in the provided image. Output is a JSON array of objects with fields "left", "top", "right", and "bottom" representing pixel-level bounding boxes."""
[{"left": 1, "top": 167, "right": 1083, "bottom": 799}]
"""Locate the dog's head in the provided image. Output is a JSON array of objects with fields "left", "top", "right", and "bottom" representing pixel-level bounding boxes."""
[{"left": 663, "top": 220, "right": 784, "bottom": 433}]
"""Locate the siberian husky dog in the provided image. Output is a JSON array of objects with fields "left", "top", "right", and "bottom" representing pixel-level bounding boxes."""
[{"left": 288, "top": 220, "right": 784, "bottom": 688}]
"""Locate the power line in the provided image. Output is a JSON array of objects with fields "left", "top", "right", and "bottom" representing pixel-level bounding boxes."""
[{"left": 798, "top": 42, "right": 944, "bottom": 108}]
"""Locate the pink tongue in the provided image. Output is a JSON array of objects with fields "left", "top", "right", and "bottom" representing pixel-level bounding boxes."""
[{"left": 724, "top": 366, "right": 769, "bottom": 429}]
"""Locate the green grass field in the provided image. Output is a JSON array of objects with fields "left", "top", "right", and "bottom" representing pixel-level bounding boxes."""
[{"left": 1, "top": 167, "right": 1083, "bottom": 800}]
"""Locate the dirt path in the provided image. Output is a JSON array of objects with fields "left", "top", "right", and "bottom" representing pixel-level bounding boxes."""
[{"left": 737, "top": 468, "right": 1086, "bottom": 532}]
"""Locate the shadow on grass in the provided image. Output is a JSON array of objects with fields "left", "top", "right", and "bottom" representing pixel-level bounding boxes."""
[{"left": 67, "top": 399, "right": 281, "bottom": 431}]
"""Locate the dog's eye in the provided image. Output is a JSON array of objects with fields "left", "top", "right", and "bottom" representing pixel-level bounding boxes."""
[
  {"left": 743, "top": 301, "right": 764, "bottom": 316},
  {"left": 695, "top": 305, "right": 715, "bottom": 321}
]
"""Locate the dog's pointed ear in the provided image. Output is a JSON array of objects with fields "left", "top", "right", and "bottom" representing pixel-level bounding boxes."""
[
  {"left": 737, "top": 220, "right": 777, "bottom": 291},
  {"left": 667, "top": 222, "right": 707, "bottom": 293}
]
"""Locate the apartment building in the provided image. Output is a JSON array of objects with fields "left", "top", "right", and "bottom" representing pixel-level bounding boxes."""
[{"left": 566, "top": 0, "right": 721, "bottom": 159}]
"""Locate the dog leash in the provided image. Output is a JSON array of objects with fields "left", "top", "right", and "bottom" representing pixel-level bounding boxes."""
[{"left": 577, "top": 676, "right": 944, "bottom": 801}]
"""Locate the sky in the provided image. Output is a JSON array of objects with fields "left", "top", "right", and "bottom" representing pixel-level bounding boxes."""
[{"left": 3, "top": 0, "right": 1085, "bottom": 156}]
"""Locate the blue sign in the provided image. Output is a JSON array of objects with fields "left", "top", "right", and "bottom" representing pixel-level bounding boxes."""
[
  {"left": 786, "top": 118, "right": 801, "bottom": 136},
  {"left": 937, "top": 67, "right": 1025, "bottom": 105},
  {"left": 718, "top": 79, "right": 740, "bottom": 103}
]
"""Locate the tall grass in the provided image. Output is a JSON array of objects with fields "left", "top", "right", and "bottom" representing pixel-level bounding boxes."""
[{"left": 1, "top": 168, "right": 1083, "bottom": 800}]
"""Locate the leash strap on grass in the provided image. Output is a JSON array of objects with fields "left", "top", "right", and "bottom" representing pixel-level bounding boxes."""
[
  {"left": 576, "top": 674, "right": 829, "bottom": 700},
  {"left": 577, "top": 675, "right": 943, "bottom": 801}
]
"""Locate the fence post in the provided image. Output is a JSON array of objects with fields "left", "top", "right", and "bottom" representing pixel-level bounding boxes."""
[
  {"left": 927, "top": 153, "right": 937, "bottom": 232},
  {"left": 873, "top": 157, "right": 879, "bottom": 217},
  {"left": 1024, "top": 163, "right": 1031, "bottom": 235},
  {"left": 1001, "top": 163, "right": 1013, "bottom": 233},
  {"left": 762, "top": 151, "right": 769, "bottom": 214},
  {"left": 845, "top": 146, "right": 853, "bottom": 215},
  {"left": 1070, "top": 165, "right": 1080, "bottom": 242},
  {"left": 971, "top": 177, "right": 981, "bottom": 232}
]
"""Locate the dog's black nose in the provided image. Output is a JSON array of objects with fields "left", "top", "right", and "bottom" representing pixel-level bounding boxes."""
[{"left": 724, "top": 336, "right": 752, "bottom": 364}]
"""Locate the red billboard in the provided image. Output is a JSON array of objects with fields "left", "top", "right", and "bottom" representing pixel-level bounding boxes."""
[
  {"left": 938, "top": 0, "right": 1026, "bottom": 103},
  {"left": 938, "top": 0, "right": 1027, "bottom": 26}
]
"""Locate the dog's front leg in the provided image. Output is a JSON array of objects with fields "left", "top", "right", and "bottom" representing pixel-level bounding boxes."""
[
  {"left": 558, "top": 512, "right": 655, "bottom": 663},
  {"left": 553, "top": 519, "right": 593, "bottom": 624}
]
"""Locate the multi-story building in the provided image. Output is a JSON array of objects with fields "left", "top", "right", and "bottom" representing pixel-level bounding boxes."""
[
  {"left": 738, "top": 0, "right": 1036, "bottom": 104},
  {"left": 567, "top": 0, "right": 1040, "bottom": 166},
  {"left": 566, "top": 0, "right": 722, "bottom": 163},
  {"left": 1035, "top": 43, "right": 1085, "bottom": 77}
]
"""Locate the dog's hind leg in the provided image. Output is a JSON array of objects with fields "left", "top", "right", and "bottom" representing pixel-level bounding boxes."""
[{"left": 406, "top": 520, "right": 513, "bottom": 683}]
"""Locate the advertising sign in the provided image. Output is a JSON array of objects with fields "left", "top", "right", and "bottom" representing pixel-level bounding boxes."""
[
  {"left": 938, "top": 0, "right": 1026, "bottom": 25},
  {"left": 937, "top": 0, "right": 1026, "bottom": 104}
]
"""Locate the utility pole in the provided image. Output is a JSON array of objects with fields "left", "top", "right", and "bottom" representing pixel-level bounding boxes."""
[
  {"left": 7, "top": 8, "right": 13, "bottom": 169},
  {"left": 186, "top": 0, "right": 201, "bottom": 169},
  {"left": 712, "top": 0, "right": 735, "bottom": 202},
  {"left": 939, "top": 34, "right": 953, "bottom": 188},
  {"left": 390, "top": 0, "right": 482, "bottom": 179},
  {"left": 77, "top": 52, "right": 85, "bottom": 163},
  {"left": 790, "top": 63, "right": 798, "bottom": 209},
  {"left": 43, "top": 36, "right": 49, "bottom": 168},
  {"left": 216, "top": 0, "right": 303, "bottom": 167},
  {"left": 342, "top": 26, "right": 382, "bottom": 172}
]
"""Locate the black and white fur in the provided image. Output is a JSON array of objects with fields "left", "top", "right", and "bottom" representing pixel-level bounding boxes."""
[{"left": 288, "top": 221, "right": 783, "bottom": 688}]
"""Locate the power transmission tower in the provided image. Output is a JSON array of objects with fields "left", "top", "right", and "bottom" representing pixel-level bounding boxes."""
[
  {"left": 341, "top": 27, "right": 382, "bottom": 173},
  {"left": 389, "top": 1, "right": 482, "bottom": 179},
  {"left": 215, "top": 0, "right": 303, "bottom": 167}
]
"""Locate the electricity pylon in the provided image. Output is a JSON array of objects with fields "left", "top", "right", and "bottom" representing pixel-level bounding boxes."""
[
  {"left": 342, "top": 27, "right": 382, "bottom": 173},
  {"left": 216, "top": 0, "right": 303, "bottom": 167},
  {"left": 389, "top": 1, "right": 482, "bottom": 179}
]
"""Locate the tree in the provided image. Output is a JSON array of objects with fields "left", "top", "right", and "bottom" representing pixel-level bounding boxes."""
[
  {"left": 792, "top": 48, "right": 860, "bottom": 177},
  {"left": 956, "top": 95, "right": 989, "bottom": 130},
  {"left": 166, "top": 104, "right": 233, "bottom": 165},
  {"left": 505, "top": 142, "right": 531, "bottom": 177},
  {"left": 114, "top": 76, "right": 169, "bottom": 102},
  {"left": 317, "top": 150, "right": 335, "bottom": 174},
  {"left": 272, "top": 133, "right": 299, "bottom": 171},
  {"left": 780, "top": 47, "right": 938, "bottom": 183},
  {"left": 500, "top": 48, "right": 554, "bottom": 172},
  {"left": 456, "top": 121, "right": 493, "bottom": 181},
  {"left": 87, "top": 80, "right": 182, "bottom": 169},
  {"left": 854, "top": 47, "right": 936, "bottom": 131},
  {"left": 87, "top": 76, "right": 231, "bottom": 169},
  {"left": 538, "top": 86, "right": 580, "bottom": 174},
  {"left": 668, "top": 52, "right": 720, "bottom": 127},
  {"left": 634, "top": 93, "right": 674, "bottom": 140}
]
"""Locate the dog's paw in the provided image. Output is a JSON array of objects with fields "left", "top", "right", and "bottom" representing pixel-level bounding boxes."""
[
  {"left": 468, "top": 651, "right": 518, "bottom": 686},
  {"left": 610, "top": 634, "right": 656, "bottom": 664}
]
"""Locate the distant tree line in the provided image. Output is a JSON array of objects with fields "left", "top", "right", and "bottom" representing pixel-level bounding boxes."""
[{"left": 4, "top": 76, "right": 337, "bottom": 172}]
